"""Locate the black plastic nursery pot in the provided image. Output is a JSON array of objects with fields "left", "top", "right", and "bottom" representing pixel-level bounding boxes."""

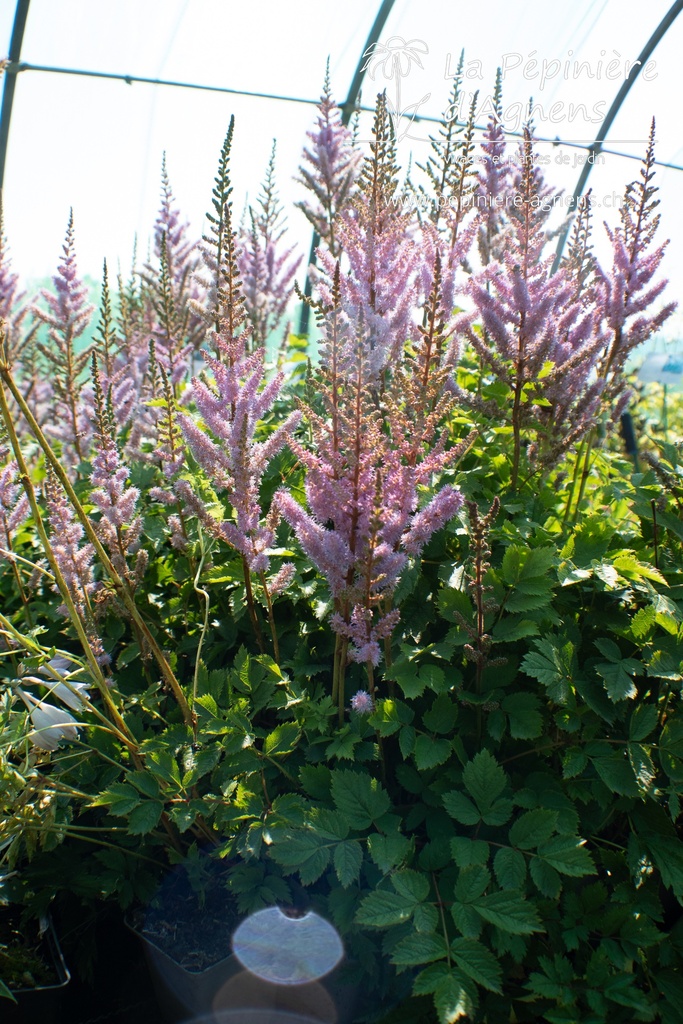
[
  {"left": 2, "top": 914, "right": 71, "bottom": 1024},
  {"left": 128, "top": 913, "right": 358, "bottom": 1024}
]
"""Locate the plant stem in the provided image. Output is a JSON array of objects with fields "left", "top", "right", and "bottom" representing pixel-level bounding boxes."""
[
  {"left": 259, "top": 570, "right": 280, "bottom": 664},
  {"left": 0, "top": 366, "right": 194, "bottom": 727},
  {"left": 242, "top": 556, "right": 265, "bottom": 653},
  {"left": 0, "top": 385, "right": 138, "bottom": 751}
]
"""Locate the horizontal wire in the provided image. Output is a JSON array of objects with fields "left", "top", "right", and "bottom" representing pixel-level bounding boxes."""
[{"left": 8, "top": 60, "right": 683, "bottom": 173}]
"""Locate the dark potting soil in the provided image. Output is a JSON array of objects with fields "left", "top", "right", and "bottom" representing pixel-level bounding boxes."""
[
  {"left": 0, "top": 912, "right": 58, "bottom": 989},
  {"left": 130, "top": 864, "right": 239, "bottom": 973}
]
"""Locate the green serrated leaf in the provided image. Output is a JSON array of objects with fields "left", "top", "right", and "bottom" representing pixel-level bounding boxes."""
[
  {"left": 399, "top": 725, "right": 416, "bottom": 758},
  {"left": 629, "top": 704, "right": 659, "bottom": 742},
  {"left": 91, "top": 782, "right": 141, "bottom": 815},
  {"left": 392, "top": 931, "right": 447, "bottom": 967},
  {"left": 435, "top": 970, "right": 477, "bottom": 1023},
  {"left": 414, "top": 735, "right": 452, "bottom": 770},
  {"left": 450, "top": 938, "right": 503, "bottom": 993},
  {"left": 330, "top": 770, "right": 390, "bottom": 830},
  {"left": 263, "top": 722, "right": 301, "bottom": 756},
  {"left": 628, "top": 742, "right": 657, "bottom": 792},
  {"left": 463, "top": 750, "right": 506, "bottom": 810},
  {"left": 455, "top": 865, "right": 491, "bottom": 903},
  {"left": 356, "top": 889, "right": 418, "bottom": 927},
  {"left": 501, "top": 692, "right": 543, "bottom": 739},
  {"left": 630, "top": 605, "right": 656, "bottom": 640},
  {"left": 443, "top": 791, "right": 480, "bottom": 825},
  {"left": 562, "top": 749, "right": 588, "bottom": 779},
  {"left": 127, "top": 800, "right": 164, "bottom": 835},
  {"left": 334, "top": 840, "right": 363, "bottom": 888},
  {"left": 530, "top": 856, "right": 562, "bottom": 898},
  {"left": 414, "top": 902, "right": 440, "bottom": 934},
  {"left": 536, "top": 835, "right": 596, "bottom": 877},
  {"left": 126, "top": 770, "right": 161, "bottom": 798},
  {"left": 493, "top": 847, "right": 527, "bottom": 889},
  {"left": 392, "top": 869, "right": 430, "bottom": 903},
  {"left": 268, "top": 829, "right": 330, "bottom": 886},
  {"left": 473, "top": 889, "right": 543, "bottom": 934},
  {"left": 660, "top": 719, "right": 683, "bottom": 782},
  {"left": 521, "top": 638, "right": 574, "bottom": 704},
  {"left": 367, "top": 831, "right": 411, "bottom": 873},
  {"left": 450, "top": 838, "right": 490, "bottom": 868},
  {"left": 423, "top": 694, "right": 459, "bottom": 735},
  {"left": 592, "top": 753, "right": 639, "bottom": 796},
  {"left": 307, "top": 808, "right": 348, "bottom": 841},
  {"left": 509, "top": 809, "right": 558, "bottom": 850},
  {"left": 413, "top": 962, "right": 451, "bottom": 996},
  {"left": 594, "top": 657, "right": 642, "bottom": 702}
]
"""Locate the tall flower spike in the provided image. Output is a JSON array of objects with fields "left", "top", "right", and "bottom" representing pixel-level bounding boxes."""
[
  {"left": 89, "top": 354, "right": 142, "bottom": 581},
  {"left": 45, "top": 469, "right": 96, "bottom": 620},
  {"left": 596, "top": 119, "right": 676, "bottom": 412},
  {"left": 144, "top": 155, "right": 204, "bottom": 357},
  {"left": 416, "top": 51, "right": 465, "bottom": 232},
  {"left": 296, "top": 60, "right": 361, "bottom": 258},
  {"left": 276, "top": 260, "right": 468, "bottom": 680},
  {"left": 191, "top": 117, "right": 250, "bottom": 345},
  {"left": 476, "top": 68, "right": 514, "bottom": 266},
  {"left": 0, "top": 458, "right": 30, "bottom": 568},
  {"left": 462, "top": 128, "right": 607, "bottom": 486},
  {"left": 238, "top": 142, "right": 302, "bottom": 348},
  {"left": 0, "top": 195, "right": 30, "bottom": 362},
  {"left": 32, "top": 211, "right": 94, "bottom": 465},
  {"left": 177, "top": 328, "right": 300, "bottom": 577},
  {"left": 317, "top": 91, "right": 420, "bottom": 378}
]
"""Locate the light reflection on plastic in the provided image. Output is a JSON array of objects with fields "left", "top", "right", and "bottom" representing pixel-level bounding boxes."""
[{"left": 231, "top": 907, "right": 344, "bottom": 985}]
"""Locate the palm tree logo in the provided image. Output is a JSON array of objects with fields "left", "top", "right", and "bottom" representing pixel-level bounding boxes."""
[{"left": 362, "top": 36, "right": 431, "bottom": 142}]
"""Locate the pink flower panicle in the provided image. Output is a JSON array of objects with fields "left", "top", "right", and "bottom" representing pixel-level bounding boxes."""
[
  {"left": 89, "top": 359, "right": 142, "bottom": 576},
  {"left": 296, "top": 62, "right": 361, "bottom": 257},
  {"left": 461, "top": 129, "right": 610, "bottom": 472},
  {"left": 597, "top": 119, "right": 676, "bottom": 407},
  {"left": 316, "top": 92, "right": 421, "bottom": 376},
  {"left": 0, "top": 459, "right": 30, "bottom": 564},
  {"left": 0, "top": 196, "right": 29, "bottom": 357},
  {"left": 276, "top": 258, "right": 467, "bottom": 666},
  {"left": 178, "top": 330, "right": 301, "bottom": 578},
  {"left": 238, "top": 142, "right": 302, "bottom": 348},
  {"left": 45, "top": 472, "right": 96, "bottom": 619},
  {"left": 31, "top": 211, "right": 95, "bottom": 465},
  {"left": 476, "top": 68, "right": 514, "bottom": 265}
]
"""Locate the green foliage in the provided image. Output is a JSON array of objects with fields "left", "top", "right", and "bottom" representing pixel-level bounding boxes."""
[{"left": 0, "top": 108, "right": 682, "bottom": 1023}]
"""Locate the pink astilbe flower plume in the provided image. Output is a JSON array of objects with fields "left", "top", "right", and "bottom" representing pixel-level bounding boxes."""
[
  {"left": 461, "top": 128, "right": 608, "bottom": 487},
  {"left": 0, "top": 458, "right": 30, "bottom": 567},
  {"left": 0, "top": 195, "right": 31, "bottom": 362},
  {"left": 596, "top": 119, "right": 676, "bottom": 411},
  {"left": 136, "top": 157, "right": 204, "bottom": 389},
  {"left": 177, "top": 326, "right": 299, "bottom": 656},
  {"left": 191, "top": 117, "right": 250, "bottom": 347},
  {"left": 45, "top": 470, "right": 96, "bottom": 622},
  {"left": 317, "top": 92, "right": 421, "bottom": 377},
  {"left": 476, "top": 68, "right": 514, "bottom": 266},
  {"left": 238, "top": 142, "right": 302, "bottom": 348},
  {"left": 32, "top": 211, "right": 95, "bottom": 466},
  {"left": 88, "top": 355, "right": 143, "bottom": 584},
  {"left": 276, "top": 259, "right": 470, "bottom": 701},
  {"left": 296, "top": 61, "right": 361, "bottom": 259}
]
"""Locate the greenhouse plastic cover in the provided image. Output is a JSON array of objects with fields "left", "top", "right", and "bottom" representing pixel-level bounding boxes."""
[{"left": 1, "top": 0, "right": 682, "bottom": 342}]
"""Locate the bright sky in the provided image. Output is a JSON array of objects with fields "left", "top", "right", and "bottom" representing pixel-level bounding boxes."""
[{"left": 1, "top": 0, "right": 682, "bottom": 347}]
